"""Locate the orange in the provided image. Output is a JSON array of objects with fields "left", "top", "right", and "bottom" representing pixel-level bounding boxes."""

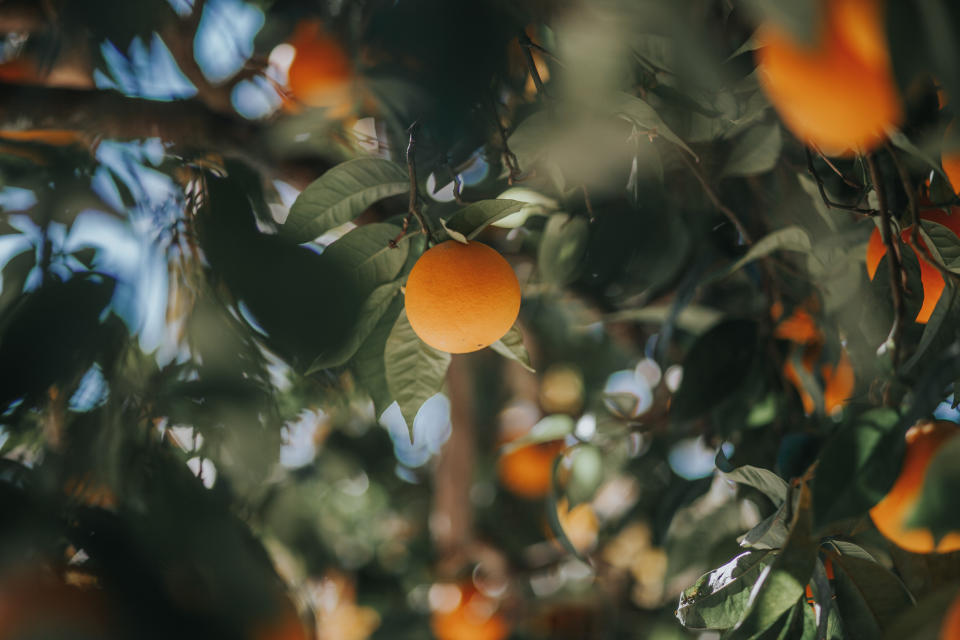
[
  {"left": 942, "top": 591, "right": 960, "bottom": 640},
  {"left": 866, "top": 207, "right": 960, "bottom": 323},
  {"left": 430, "top": 583, "right": 509, "bottom": 640},
  {"left": 943, "top": 122, "right": 960, "bottom": 195},
  {"left": 498, "top": 440, "right": 565, "bottom": 499},
  {"left": 287, "top": 20, "right": 353, "bottom": 109},
  {"left": 783, "top": 345, "right": 854, "bottom": 416},
  {"left": 771, "top": 300, "right": 822, "bottom": 344},
  {"left": 870, "top": 419, "right": 960, "bottom": 553},
  {"left": 0, "top": 572, "right": 115, "bottom": 638},
  {"left": 404, "top": 241, "right": 521, "bottom": 353},
  {"left": 755, "top": 0, "right": 902, "bottom": 155}
]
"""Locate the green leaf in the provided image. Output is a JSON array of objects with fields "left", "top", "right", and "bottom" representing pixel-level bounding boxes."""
[
  {"left": 438, "top": 218, "right": 468, "bottom": 244},
  {"left": 740, "top": 0, "right": 820, "bottom": 44},
  {"left": 384, "top": 309, "right": 452, "bottom": 432},
  {"left": 885, "top": 128, "right": 949, "bottom": 181},
  {"left": 566, "top": 444, "right": 604, "bottom": 507},
  {"left": 282, "top": 158, "right": 409, "bottom": 243},
  {"left": 444, "top": 199, "right": 526, "bottom": 239},
  {"left": 501, "top": 414, "right": 574, "bottom": 454},
  {"left": 307, "top": 280, "right": 402, "bottom": 372},
  {"left": 721, "top": 122, "right": 782, "bottom": 178},
  {"left": 905, "top": 433, "right": 960, "bottom": 541},
  {"left": 724, "top": 465, "right": 789, "bottom": 507},
  {"left": 881, "top": 585, "right": 959, "bottom": 640},
  {"left": 508, "top": 111, "right": 554, "bottom": 169},
  {"left": 612, "top": 92, "right": 697, "bottom": 159},
  {"left": 538, "top": 213, "right": 589, "bottom": 286},
  {"left": 810, "top": 408, "right": 903, "bottom": 530},
  {"left": 490, "top": 323, "right": 534, "bottom": 372},
  {"left": 921, "top": 220, "right": 960, "bottom": 272},
  {"left": 728, "top": 483, "right": 817, "bottom": 639},
  {"left": 902, "top": 284, "right": 958, "bottom": 373},
  {"left": 676, "top": 550, "right": 775, "bottom": 630},
  {"left": 349, "top": 293, "right": 404, "bottom": 416},
  {"left": 672, "top": 319, "right": 758, "bottom": 422},
  {"left": 726, "top": 227, "right": 812, "bottom": 274},
  {"left": 321, "top": 223, "right": 410, "bottom": 290},
  {"left": 739, "top": 503, "right": 790, "bottom": 550},
  {"left": 830, "top": 552, "right": 915, "bottom": 639},
  {"left": 546, "top": 456, "right": 592, "bottom": 564}
]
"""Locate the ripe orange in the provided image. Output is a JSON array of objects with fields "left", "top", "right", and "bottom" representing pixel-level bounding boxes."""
[
  {"left": 430, "top": 583, "right": 509, "bottom": 640},
  {"left": 869, "top": 419, "right": 960, "bottom": 553},
  {"left": 286, "top": 20, "right": 353, "bottom": 109},
  {"left": 754, "top": 0, "right": 902, "bottom": 155},
  {"left": 498, "top": 440, "right": 565, "bottom": 499},
  {"left": 866, "top": 208, "right": 960, "bottom": 323},
  {"left": 0, "top": 572, "right": 114, "bottom": 638},
  {"left": 943, "top": 122, "right": 960, "bottom": 195},
  {"left": 942, "top": 591, "right": 960, "bottom": 640},
  {"left": 404, "top": 241, "right": 521, "bottom": 353},
  {"left": 782, "top": 345, "right": 854, "bottom": 416},
  {"left": 771, "top": 300, "right": 822, "bottom": 344}
]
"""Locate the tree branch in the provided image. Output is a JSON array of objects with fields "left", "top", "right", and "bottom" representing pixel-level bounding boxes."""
[
  {"left": 805, "top": 148, "right": 876, "bottom": 216},
  {"left": 866, "top": 152, "right": 905, "bottom": 373}
]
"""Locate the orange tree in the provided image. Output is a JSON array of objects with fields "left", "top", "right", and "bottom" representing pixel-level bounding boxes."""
[{"left": 4, "top": 0, "right": 960, "bottom": 639}]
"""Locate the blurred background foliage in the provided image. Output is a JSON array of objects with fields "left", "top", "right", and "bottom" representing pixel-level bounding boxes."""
[{"left": 2, "top": 0, "right": 960, "bottom": 639}]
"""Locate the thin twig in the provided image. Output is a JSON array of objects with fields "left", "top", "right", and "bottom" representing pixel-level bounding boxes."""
[
  {"left": 518, "top": 30, "right": 547, "bottom": 97},
  {"left": 805, "top": 148, "right": 876, "bottom": 215},
  {"left": 679, "top": 153, "right": 753, "bottom": 244},
  {"left": 487, "top": 93, "right": 526, "bottom": 184},
  {"left": 446, "top": 163, "right": 466, "bottom": 204},
  {"left": 814, "top": 148, "right": 862, "bottom": 189},
  {"left": 403, "top": 121, "right": 434, "bottom": 243},
  {"left": 866, "top": 153, "right": 905, "bottom": 374},
  {"left": 884, "top": 141, "right": 960, "bottom": 288},
  {"left": 518, "top": 37, "right": 563, "bottom": 66}
]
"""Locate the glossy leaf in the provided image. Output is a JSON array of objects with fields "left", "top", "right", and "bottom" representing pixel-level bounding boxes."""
[
  {"left": 811, "top": 408, "right": 903, "bottom": 530},
  {"left": 676, "top": 550, "right": 775, "bottom": 630},
  {"left": 384, "top": 309, "right": 452, "bottom": 433},
  {"left": 444, "top": 199, "right": 526, "bottom": 239},
  {"left": 282, "top": 158, "right": 409, "bottom": 243}
]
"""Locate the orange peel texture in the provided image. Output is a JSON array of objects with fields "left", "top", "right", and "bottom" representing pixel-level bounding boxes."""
[{"left": 404, "top": 241, "right": 521, "bottom": 354}]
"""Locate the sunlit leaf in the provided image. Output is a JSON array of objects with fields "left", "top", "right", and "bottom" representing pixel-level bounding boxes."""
[
  {"left": 444, "top": 199, "right": 526, "bottom": 239},
  {"left": 677, "top": 550, "right": 775, "bottom": 630},
  {"left": 384, "top": 309, "right": 451, "bottom": 434},
  {"left": 282, "top": 158, "right": 409, "bottom": 243}
]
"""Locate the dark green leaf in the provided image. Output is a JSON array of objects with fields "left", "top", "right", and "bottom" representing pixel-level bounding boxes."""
[
  {"left": 739, "top": 503, "right": 790, "bottom": 550},
  {"left": 726, "top": 227, "right": 811, "bottom": 274},
  {"left": 725, "top": 465, "right": 789, "bottom": 507},
  {"left": 538, "top": 213, "right": 589, "bottom": 286},
  {"left": 721, "top": 122, "right": 782, "bottom": 178},
  {"left": 728, "top": 484, "right": 817, "bottom": 639},
  {"left": 811, "top": 408, "right": 903, "bottom": 530},
  {"left": 444, "top": 199, "right": 526, "bottom": 239},
  {"left": 922, "top": 220, "right": 960, "bottom": 273},
  {"left": 677, "top": 550, "right": 774, "bottom": 630},
  {"left": 831, "top": 552, "right": 915, "bottom": 639},
  {"left": 321, "top": 222, "right": 410, "bottom": 290},
  {"left": 282, "top": 158, "right": 409, "bottom": 243},
  {"left": 902, "top": 283, "right": 958, "bottom": 373},
  {"left": 384, "top": 309, "right": 452, "bottom": 432},
  {"left": 612, "top": 92, "right": 697, "bottom": 158},
  {"left": 672, "top": 319, "right": 758, "bottom": 422},
  {"left": 308, "top": 280, "right": 402, "bottom": 372}
]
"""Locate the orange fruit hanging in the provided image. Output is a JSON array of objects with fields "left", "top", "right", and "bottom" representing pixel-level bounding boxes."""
[
  {"left": 286, "top": 20, "right": 353, "bottom": 109},
  {"left": 865, "top": 207, "right": 960, "bottom": 323},
  {"left": 869, "top": 419, "right": 960, "bottom": 554},
  {"left": 430, "top": 583, "right": 509, "bottom": 640},
  {"left": 404, "top": 241, "right": 521, "bottom": 354},
  {"left": 754, "top": 0, "right": 902, "bottom": 155},
  {"left": 498, "top": 440, "right": 565, "bottom": 499},
  {"left": 942, "top": 590, "right": 960, "bottom": 640}
]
